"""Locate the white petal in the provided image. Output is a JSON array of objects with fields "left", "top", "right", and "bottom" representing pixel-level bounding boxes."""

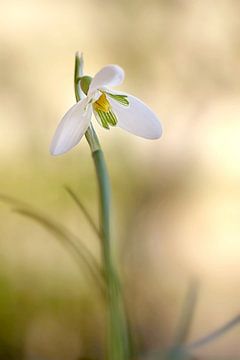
[
  {"left": 107, "top": 92, "right": 162, "bottom": 139},
  {"left": 50, "top": 98, "right": 92, "bottom": 155},
  {"left": 89, "top": 65, "right": 125, "bottom": 94}
]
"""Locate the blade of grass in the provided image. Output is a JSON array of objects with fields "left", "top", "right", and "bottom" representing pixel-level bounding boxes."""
[
  {"left": 64, "top": 185, "right": 101, "bottom": 239},
  {"left": 173, "top": 280, "right": 199, "bottom": 346},
  {"left": 13, "top": 207, "right": 105, "bottom": 294},
  {"left": 185, "top": 314, "right": 240, "bottom": 351},
  {"left": 0, "top": 194, "right": 105, "bottom": 294},
  {"left": 143, "top": 281, "right": 199, "bottom": 360},
  {"left": 165, "top": 281, "right": 199, "bottom": 359},
  {"left": 0, "top": 194, "right": 30, "bottom": 208}
]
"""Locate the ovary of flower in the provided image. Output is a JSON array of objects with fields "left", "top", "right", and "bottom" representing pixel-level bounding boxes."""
[{"left": 50, "top": 65, "right": 162, "bottom": 155}]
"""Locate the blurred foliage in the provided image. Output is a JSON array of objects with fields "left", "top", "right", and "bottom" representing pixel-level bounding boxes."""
[{"left": 0, "top": 0, "right": 240, "bottom": 359}]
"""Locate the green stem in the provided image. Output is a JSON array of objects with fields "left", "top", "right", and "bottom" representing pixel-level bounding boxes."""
[
  {"left": 74, "top": 52, "right": 130, "bottom": 360},
  {"left": 92, "top": 149, "right": 127, "bottom": 360}
]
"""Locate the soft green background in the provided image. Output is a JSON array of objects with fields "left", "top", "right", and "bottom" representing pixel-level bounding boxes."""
[{"left": 0, "top": 0, "right": 239, "bottom": 358}]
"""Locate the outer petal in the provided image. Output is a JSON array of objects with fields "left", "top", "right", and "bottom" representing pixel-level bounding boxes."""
[
  {"left": 107, "top": 92, "right": 162, "bottom": 139},
  {"left": 88, "top": 65, "right": 125, "bottom": 94},
  {"left": 50, "top": 98, "right": 92, "bottom": 155}
]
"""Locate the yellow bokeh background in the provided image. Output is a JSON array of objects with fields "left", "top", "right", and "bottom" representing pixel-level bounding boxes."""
[{"left": 0, "top": 0, "right": 239, "bottom": 358}]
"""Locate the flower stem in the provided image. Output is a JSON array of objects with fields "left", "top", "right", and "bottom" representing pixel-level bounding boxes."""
[{"left": 74, "top": 52, "right": 130, "bottom": 360}]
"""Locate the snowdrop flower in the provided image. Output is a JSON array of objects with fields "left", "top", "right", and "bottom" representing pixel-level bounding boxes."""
[{"left": 50, "top": 65, "right": 162, "bottom": 155}]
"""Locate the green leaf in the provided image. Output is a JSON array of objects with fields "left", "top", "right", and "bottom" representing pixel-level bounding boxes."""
[
  {"left": 64, "top": 185, "right": 101, "bottom": 239},
  {"left": 0, "top": 194, "right": 105, "bottom": 294},
  {"left": 173, "top": 280, "right": 199, "bottom": 346},
  {"left": 185, "top": 313, "right": 240, "bottom": 351}
]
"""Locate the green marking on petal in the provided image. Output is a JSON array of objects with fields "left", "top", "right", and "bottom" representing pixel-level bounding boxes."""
[
  {"left": 109, "top": 111, "right": 118, "bottom": 126},
  {"left": 98, "top": 110, "right": 110, "bottom": 129},
  {"left": 95, "top": 109, "right": 117, "bottom": 129},
  {"left": 106, "top": 92, "right": 129, "bottom": 106}
]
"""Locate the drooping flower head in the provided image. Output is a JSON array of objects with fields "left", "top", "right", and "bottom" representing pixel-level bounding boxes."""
[{"left": 50, "top": 65, "right": 162, "bottom": 155}]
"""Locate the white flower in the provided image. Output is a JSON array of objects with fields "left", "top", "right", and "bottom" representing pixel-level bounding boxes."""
[{"left": 50, "top": 65, "right": 162, "bottom": 155}]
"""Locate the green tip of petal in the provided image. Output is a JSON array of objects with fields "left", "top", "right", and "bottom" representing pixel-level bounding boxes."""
[{"left": 106, "top": 92, "right": 129, "bottom": 106}]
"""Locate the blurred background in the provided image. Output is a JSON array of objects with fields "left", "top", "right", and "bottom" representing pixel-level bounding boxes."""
[{"left": 0, "top": 0, "right": 240, "bottom": 359}]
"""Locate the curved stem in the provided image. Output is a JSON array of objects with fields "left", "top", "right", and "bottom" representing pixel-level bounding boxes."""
[{"left": 74, "top": 53, "right": 130, "bottom": 360}]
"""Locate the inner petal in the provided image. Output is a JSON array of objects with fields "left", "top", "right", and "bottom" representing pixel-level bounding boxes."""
[{"left": 93, "top": 108, "right": 118, "bottom": 129}]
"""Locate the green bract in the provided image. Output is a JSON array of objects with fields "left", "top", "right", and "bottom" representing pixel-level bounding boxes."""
[{"left": 80, "top": 76, "right": 92, "bottom": 95}]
